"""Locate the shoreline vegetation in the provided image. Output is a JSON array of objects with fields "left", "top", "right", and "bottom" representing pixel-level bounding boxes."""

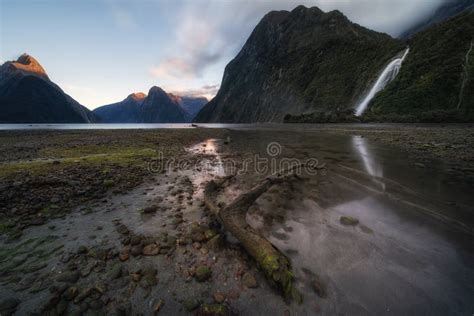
[{"left": 284, "top": 108, "right": 474, "bottom": 123}]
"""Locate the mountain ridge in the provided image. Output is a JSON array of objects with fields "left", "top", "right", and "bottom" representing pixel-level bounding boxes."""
[
  {"left": 0, "top": 54, "right": 98, "bottom": 123},
  {"left": 93, "top": 86, "right": 207, "bottom": 123},
  {"left": 400, "top": 0, "right": 474, "bottom": 38},
  {"left": 194, "top": 5, "right": 404, "bottom": 123}
]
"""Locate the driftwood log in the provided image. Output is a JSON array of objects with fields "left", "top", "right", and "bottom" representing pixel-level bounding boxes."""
[{"left": 203, "top": 167, "right": 304, "bottom": 302}]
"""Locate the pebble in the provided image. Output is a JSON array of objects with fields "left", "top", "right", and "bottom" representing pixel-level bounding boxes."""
[
  {"left": 194, "top": 265, "right": 211, "bottom": 282},
  {"left": 142, "top": 244, "right": 160, "bottom": 256},
  {"left": 242, "top": 272, "right": 258, "bottom": 288}
]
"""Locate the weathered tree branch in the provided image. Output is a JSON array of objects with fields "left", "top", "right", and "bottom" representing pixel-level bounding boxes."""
[{"left": 204, "top": 166, "right": 304, "bottom": 302}]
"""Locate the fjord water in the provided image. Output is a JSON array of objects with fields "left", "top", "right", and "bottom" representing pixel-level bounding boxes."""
[
  {"left": 221, "top": 128, "right": 473, "bottom": 314},
  {"left": 355, "top": 48, "right": 410, "bottom": 116}
]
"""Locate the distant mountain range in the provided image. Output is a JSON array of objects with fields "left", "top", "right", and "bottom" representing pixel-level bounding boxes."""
[
  {"left": 1, "top": 1, "right": 472, "bottom": 124},
  {"left": 93, "top": 87, "right": 207, "bottom": 123},
  {"left": 0, "top": 54, "right": 98, "bottom": 123}
]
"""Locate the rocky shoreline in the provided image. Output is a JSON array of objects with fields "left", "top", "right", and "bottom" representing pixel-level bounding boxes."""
[
  {"left": 0, "top": 129, "right": 312, "bottom": 315},
  {"left": 1, "top": 125, "right": 473, "bottom": 315}
]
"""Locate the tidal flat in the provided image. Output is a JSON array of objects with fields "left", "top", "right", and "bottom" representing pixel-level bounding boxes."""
[{"left": 0, "top": 125, "right": 473, "bottom": 315}]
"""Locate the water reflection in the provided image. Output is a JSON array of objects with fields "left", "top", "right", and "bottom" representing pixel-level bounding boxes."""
[{"left": 352, "top": 135, "right": 386, "bottom": 191}]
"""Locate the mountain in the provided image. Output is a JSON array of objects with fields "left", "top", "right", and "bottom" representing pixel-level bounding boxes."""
[
  {"left": 93, "top": 87, "right": 206, "bottom": 123},
  {"left": 194, "top": 5, "right": 404, "bottom": 123},
  {"left": 93, "top": 92, "right": 146, "bottom": 123},
  {"left": 169, "top": 94, "right": 208, "bottom": 121},
  {"left": 400, "top": 0, "right": 474, "bottom": 38},
  {"left": 140, "top": 87, "right": 188, "bottom": 123},
  {"left": 0, "top": 54, "right": 98, "bottom": 123},
  {"left": 366, "top": 11, "right": 474, "bottom": 122}
]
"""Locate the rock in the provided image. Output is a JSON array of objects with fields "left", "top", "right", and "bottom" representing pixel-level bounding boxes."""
[
  {"left": 130, "top": 235, "right": 142, "bottom": 246},
  {"left": 226, "top": 289, "right": 240, "bottom": 300},
  {"left": 94, "top": 283, "right": 107, "bottom": 295},
  {"left": 80, "top": 262, "right": 94, "bottom": 277},
  {"left": 130, "top": 245, "right": 143, "bottom": 257},
  {"left": 108, "top": 263, "right": 122, "bottom": 279},
  {"left": 360, "top": 225, "right": 374, "bottom": 234},
  {"left": 65, "top": 286, "right": 79, "bottom": 300},
  {"left": 153, "top": 299, "right": 164, "bottom": 314},
  {"left": 88, "top": 248, "right": 109, "bottom": 260},
  {"left": 183, "top": 299, "right": 201, "bottom": 312},
  {"left": 130, "top": 273, "right": 141, "bottom": 282},
  {"left": 140, "top": 274, "right": 158, "bottom": 289},
  {"left": 119, "top": 247, "right": 130, "bottom": 261},
  {"left": 42, "top": 293, "right": 61, "bottom": 313},
  {"left": 77, "top": 245, "right": 88, "bottom": 254},
  {"left": 142, "top": 244, "right": 160, "bottom": 256},
  {"left": 116, "top": 224, "right": 129, "bottom": 235},
  {"left": 340, "top": 216, "right": 359, "bottom": 226},
  {"left": 56, "top": 299, "right": 68, "bottom": 315},
  {"left": 192, "top": 232, "right": 206, "bottom": 242},
  {"left": 206, "top": 234, "right": 223, "bottom": 251},
  {"left": 0, "top": 297, "right": 20, "bottom": 315},
  {"left": 242, "top": 273, "right": 258, "bottom": 288},
  {"left": 103, "top": 179, "right": 114, "bottom": 188},
  {"left": 311, "top": 277, "right": 327, "bottom": 298},
  {"left": 74, "top": 288, "right": 92, "bottom": 304},
  {"left": 57, "top": 271, "right": 80, "bottom": 283},
  {"left": 213, "top": 292, "right": 225, "bottom": 303},
  {"left": 198, "top": 303, "right": 229, "bottom": 315},
  {"left": 204, "top": 229, "right": 217, "bottom": 240},
  {"left": 142, "top": 206, "right": 158, "bottom": 214},
  {"left": 195, "top": 266, "right": 211, "bottom": 282}
]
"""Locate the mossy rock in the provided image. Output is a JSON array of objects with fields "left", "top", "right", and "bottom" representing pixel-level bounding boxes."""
[
  {"left": 103, "top": 179, "right": 114, "bottom": 188},
  {"left": 198, "top": 303, "right": 229, "bottom": 316},
  {"left": 340, "top": 216, "right": 359, "bottom": 226},
  {"left": 183, "top": 298, "right": 201, "bottom": 312},
  {"left": 195, "top": 265, "right": 211, "bottom": 282}
]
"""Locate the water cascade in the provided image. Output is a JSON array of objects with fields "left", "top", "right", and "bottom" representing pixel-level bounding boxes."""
[{"left": 355, "top": 48, "right": 410, "bottom": 116}]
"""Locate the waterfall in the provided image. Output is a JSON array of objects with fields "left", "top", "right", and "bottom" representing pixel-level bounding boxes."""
[
  {"left": 457, "top": 40, "right": 473, "bottom": 109},
  {"left": 355, "top": 48, "right": 410, "bottom": 117}
]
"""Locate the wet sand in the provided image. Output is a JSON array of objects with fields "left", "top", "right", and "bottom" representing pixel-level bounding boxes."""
[{"left": 0, "top": 125, "right": 473, "bottom": 315}]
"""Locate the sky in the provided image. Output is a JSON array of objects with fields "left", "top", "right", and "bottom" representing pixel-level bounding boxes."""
[{"left": 0, "top": 0, "right": 444, "bottom": 109}]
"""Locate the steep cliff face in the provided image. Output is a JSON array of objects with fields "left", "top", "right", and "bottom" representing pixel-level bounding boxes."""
[
  {"left": 0, "top": 54, "right": 98, "bottom": 123},
  {"left": 368, "top": 11, "right": 474, "bottom": 122},
  {"left": 93, "top": 87, "right": 205, "bottom": 123},
  {"left": 194, "top": 5, "right": 403, "bottom": 123}
]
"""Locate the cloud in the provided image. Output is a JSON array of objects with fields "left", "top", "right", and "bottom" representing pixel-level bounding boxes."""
[
  {"left": 149, "top": 52, "right": 222, "bottom": 79},
  {"left": 169, "top": 84, "right": 221, "bottom": 100},
  {"left": 149, "top": 0, "right": 442, "bottom": 82},
  {"left": 150, "top": 58, "right": 194, "bottom": 79}
]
